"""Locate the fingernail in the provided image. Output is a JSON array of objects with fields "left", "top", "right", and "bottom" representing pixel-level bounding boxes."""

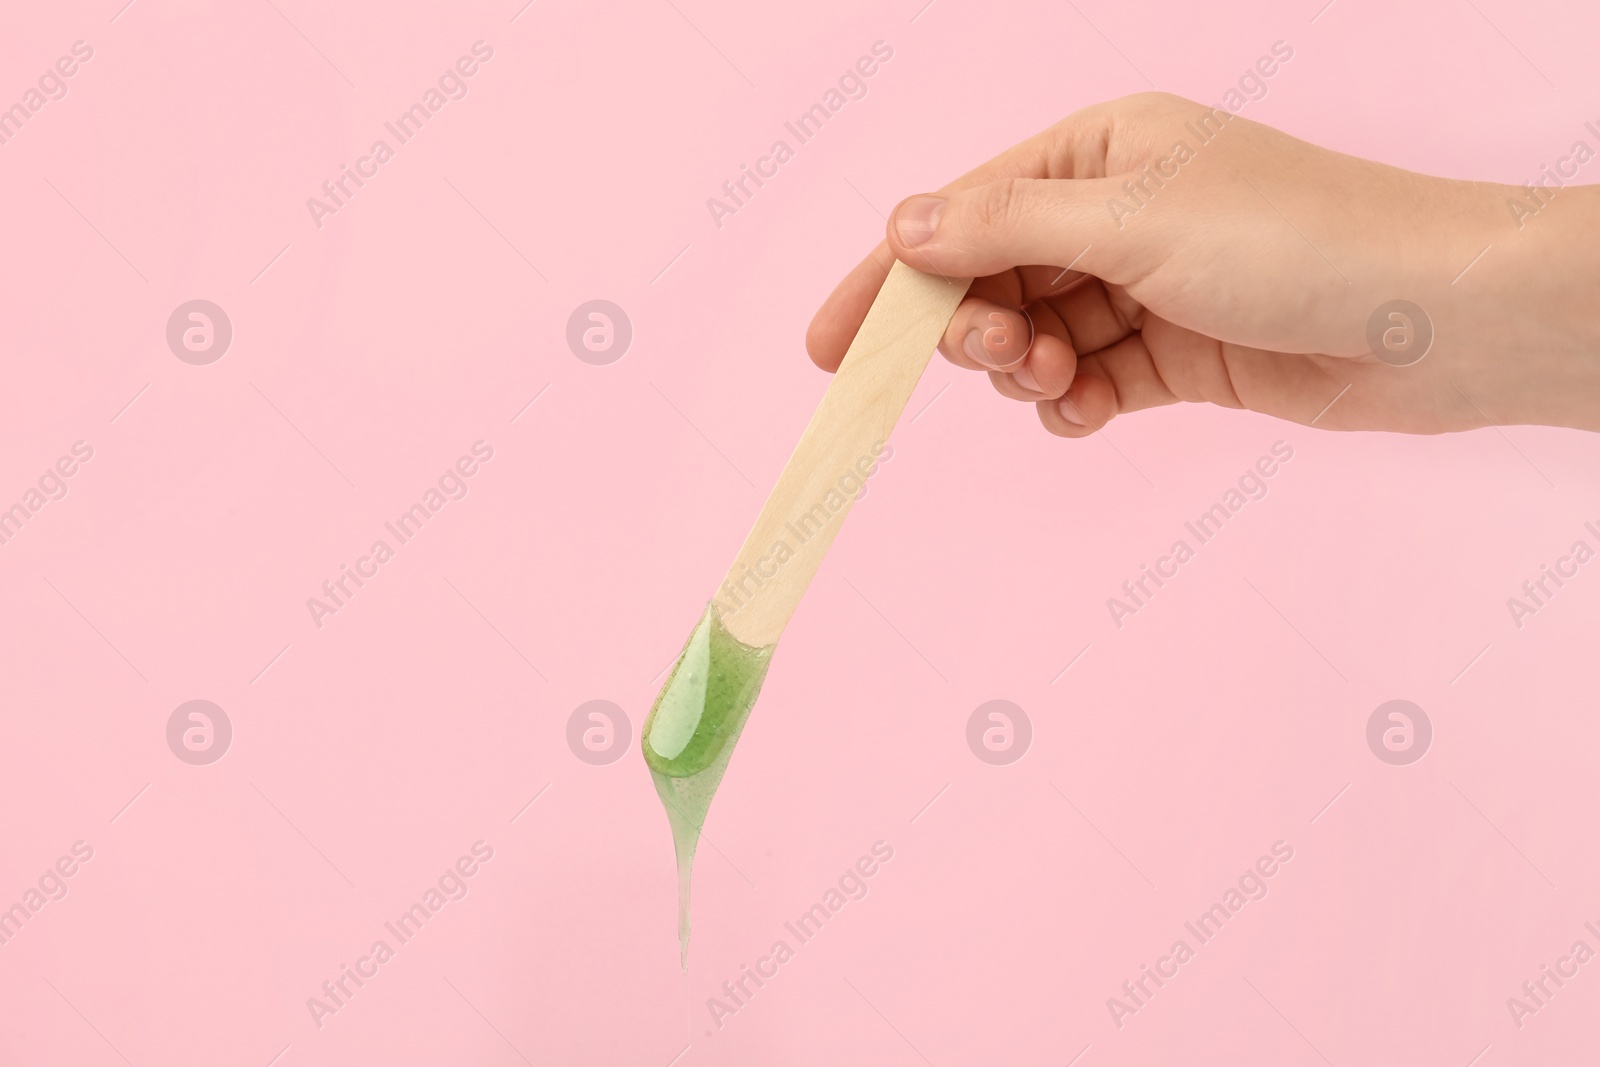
[
  {"left": 963, "top": 328, "right": 993, "bottom": 366},
  {"left": 1058, "top": 395, "right": 1090, "bottom": 426},
  {"left": 893, "top": 196, "right": 944, "bottom": 247},
  {"left": 1013, "top": 361, "right": 1042, "bottom": 394},
  {"left": 963, "top": 324, "right": 1024, "bottom": 371}
]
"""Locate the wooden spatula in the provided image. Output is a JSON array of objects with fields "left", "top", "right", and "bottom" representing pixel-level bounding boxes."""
[{"left": 640, "top": 260, "right": 972, "bottom": 966}]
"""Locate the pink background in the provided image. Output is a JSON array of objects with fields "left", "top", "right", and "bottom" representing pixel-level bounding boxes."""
[{"left": 3, "top": 0, "right": 1599, "bottom": 1063}]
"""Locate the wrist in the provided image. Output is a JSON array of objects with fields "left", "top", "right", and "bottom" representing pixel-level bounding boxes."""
[{"left": 1440, "top": 181, "right": 1600, "bottom": 429}]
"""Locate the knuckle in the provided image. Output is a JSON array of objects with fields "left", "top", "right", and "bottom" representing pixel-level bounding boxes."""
[{"left": 970, "top": 178, "right": 1022, "bottom": 233}]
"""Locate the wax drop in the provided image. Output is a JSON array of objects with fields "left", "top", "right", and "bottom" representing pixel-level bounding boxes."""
[{"left": 640, "top": 602, "right": 773, "bottom": 968}]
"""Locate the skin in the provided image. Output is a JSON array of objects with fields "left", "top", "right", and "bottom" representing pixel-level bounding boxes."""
[{"left": 807, "top": 93, "right": 1600, "bottom": 437}]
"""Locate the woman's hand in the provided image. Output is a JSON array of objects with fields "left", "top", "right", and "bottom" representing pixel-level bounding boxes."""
[{"left": 807, "top": 93, "right": 1600, "bottom": 436}]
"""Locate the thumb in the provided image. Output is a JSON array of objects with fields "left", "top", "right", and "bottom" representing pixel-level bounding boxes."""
[{"left": 886, "top": 177, "right": 1147, "bottom": 283}]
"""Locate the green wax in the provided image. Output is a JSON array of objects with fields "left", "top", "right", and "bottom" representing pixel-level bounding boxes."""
[{"left": 641, "top": 602, "right": 774, "bottom": 968}]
